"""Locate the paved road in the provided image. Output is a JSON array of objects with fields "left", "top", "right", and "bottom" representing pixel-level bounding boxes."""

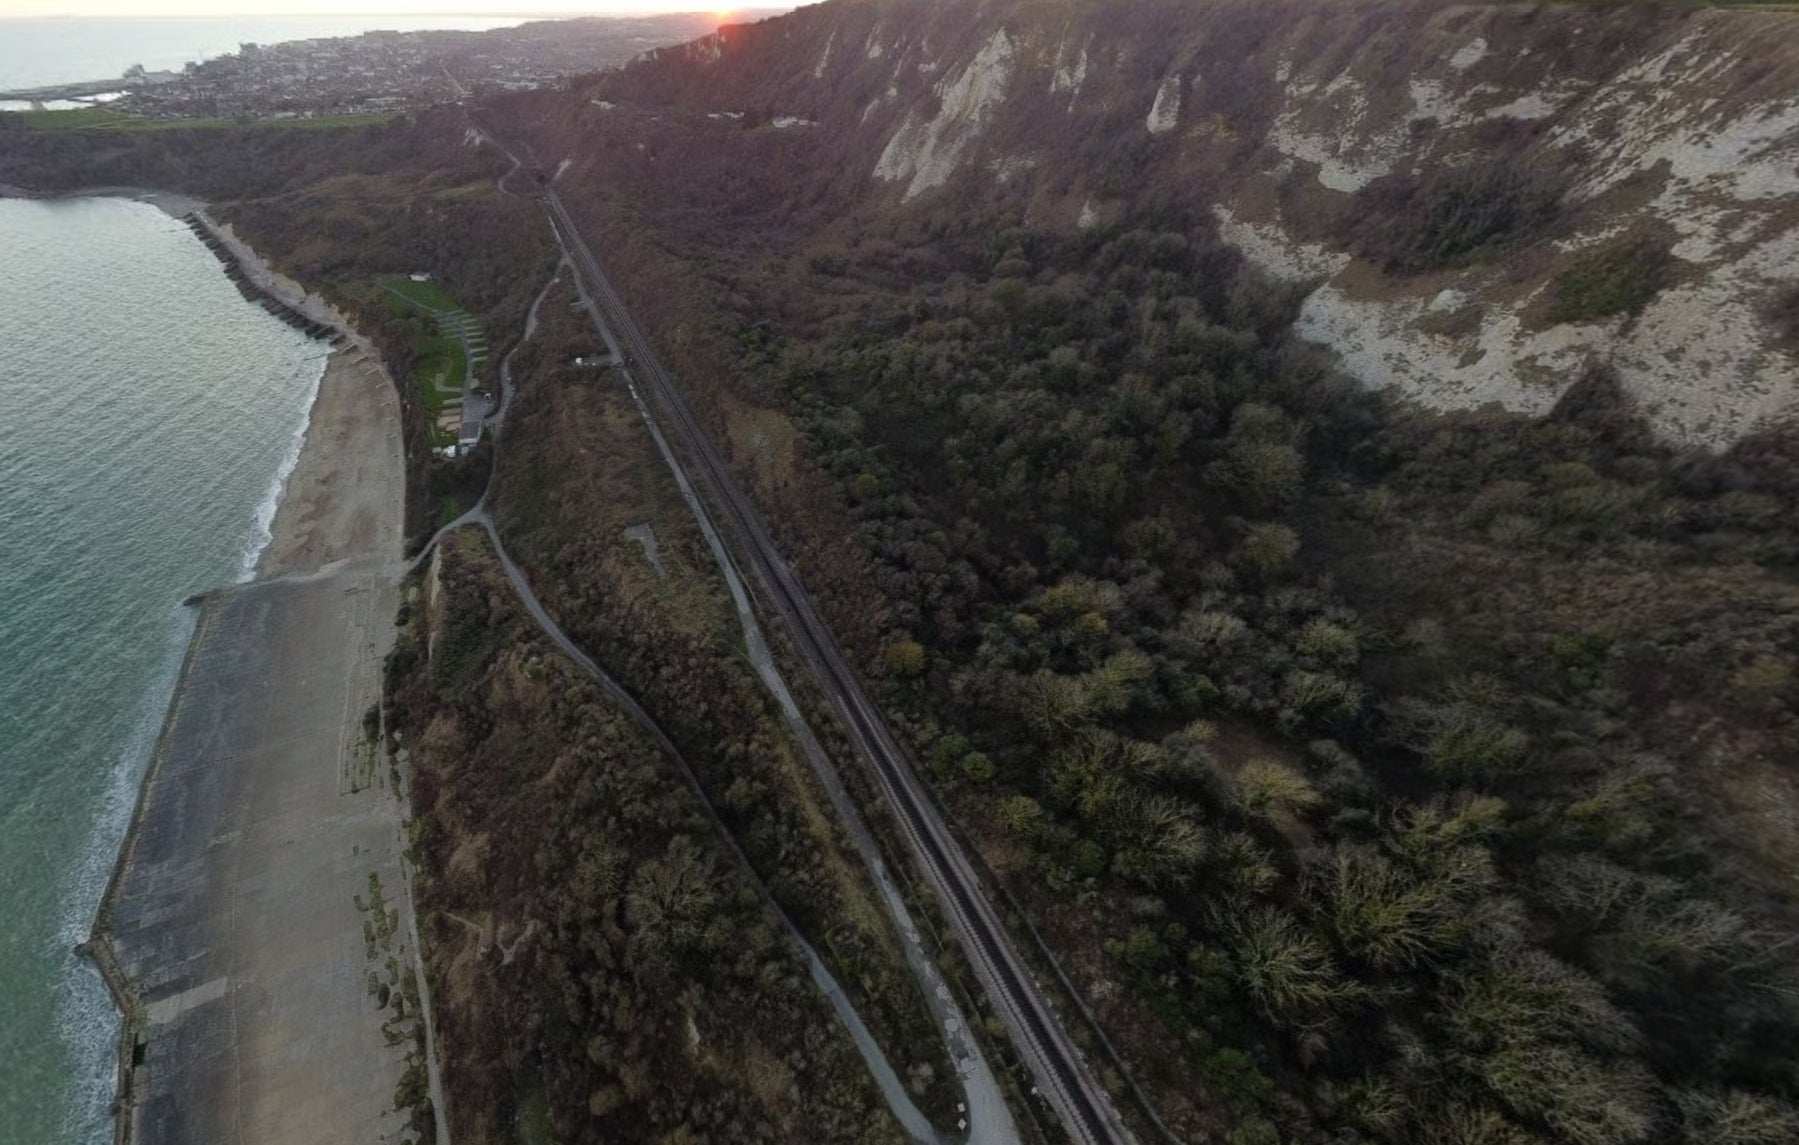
[
  {"left": 411, "top": 267, "right": 952, "bottom": 1145},
  {"left": 549, "top": 213, "right": 1019, "bottom": 1145},
  {"left": 537, "top": 187, "right": 1136, "bottom": 1145}
]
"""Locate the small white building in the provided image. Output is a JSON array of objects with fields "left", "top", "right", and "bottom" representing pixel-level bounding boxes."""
[{"left": 409, "top": 271, "right": 432, "bottom": 283}]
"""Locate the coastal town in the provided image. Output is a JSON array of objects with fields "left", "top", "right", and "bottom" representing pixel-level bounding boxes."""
[{"left": 0, "top": 13, "right": 734, "bottom": 120}]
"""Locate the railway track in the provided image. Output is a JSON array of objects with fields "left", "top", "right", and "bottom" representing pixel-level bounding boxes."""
[{"left": 540, "top": 188, "right": 1135, "bottom": 1145}]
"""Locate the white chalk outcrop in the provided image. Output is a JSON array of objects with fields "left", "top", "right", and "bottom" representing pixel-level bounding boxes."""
[
  {"left": 1227, "top": 14, "right": 1799, "bottom": 446},
  {"left": 874, "top": 29, "right": 1017, "bottom": 201},
  {"left": 1148, "top": 74, "right": 1182, "bottom": 134}
]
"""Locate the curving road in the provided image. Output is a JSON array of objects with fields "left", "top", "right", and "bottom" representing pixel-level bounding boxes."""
[
  {"left": 535, "top": 186, "right": 1136, "bottom": 1145},
  {"left": 548, "top": 201, "right": 1020, "bottom": 1145},
  {"left": 413, "top": 264, "right": 954, "bottom": 1144}
]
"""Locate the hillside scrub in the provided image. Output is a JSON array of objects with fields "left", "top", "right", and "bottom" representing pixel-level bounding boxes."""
[
  {"left": 484, "top": 277, "right": 963, "bottom": 1126},
  {"left": 223, "top": 174, "right": 553, "bottom": 543},
  {"left": 1547, "top": 237, "right": 1675, "bottom": 325},
  {"left": 1352, "top": 161, "right": 1567, "bottom": 273},
  {"left": 0, "top": 110, "right": 554, "bottom": 547},
  {"left": 386, "top": 531, "right": 905, "bottom": 1145},
  {"left": 545, "top": 145, "right": 1799, "bottom": 1141},
  {"left": 13, "top": 6, "right": 1798, "bottom": 1142}
]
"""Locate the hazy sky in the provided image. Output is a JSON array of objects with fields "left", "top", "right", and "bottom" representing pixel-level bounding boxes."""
[{"left": 0, "top": 0, "right": 752, "bottom": 16}]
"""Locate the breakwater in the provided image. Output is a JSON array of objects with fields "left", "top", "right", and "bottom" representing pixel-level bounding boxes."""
[
  {"left": 89, "top": 565, "right": 408, "bottom": 1145},
  {"left": 178, "top": 214, "right": 340, "bottom": 343}
]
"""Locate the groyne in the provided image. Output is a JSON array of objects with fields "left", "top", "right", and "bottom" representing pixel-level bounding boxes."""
[{"left": 179, "top": 213, "right": 341, "bottom": 343}]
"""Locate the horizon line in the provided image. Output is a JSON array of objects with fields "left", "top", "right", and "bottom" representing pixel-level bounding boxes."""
[{"left": 0, "top": 7, "right": 791, "bottom": 19}]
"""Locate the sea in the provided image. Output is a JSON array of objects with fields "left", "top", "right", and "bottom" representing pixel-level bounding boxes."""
[
  {"left": 0, "top": 15, "right": 521, "bottom": 1142},
  {"left": 0, "top": 197, "right": 328, "bottom": 1145},
  {"left": 0, "top": 14, "right": 528, "bottom": 91}
]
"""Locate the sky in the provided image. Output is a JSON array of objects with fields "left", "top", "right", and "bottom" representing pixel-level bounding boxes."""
[{"left": 0, "top": 0, "right": 755, "bottom": 15}]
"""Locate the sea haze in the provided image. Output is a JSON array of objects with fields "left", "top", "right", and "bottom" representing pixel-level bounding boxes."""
[
  {"left": 0, "top": 197, "right": 326, "bottom": 1145},
  {"left": 0, "top": 15, "right": 527, "bottom": 90}
]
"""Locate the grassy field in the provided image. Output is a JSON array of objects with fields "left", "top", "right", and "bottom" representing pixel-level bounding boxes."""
[
  {"left": 415, "top": 333, "right": 467, "bottom": 391},
  {"left": 380, "top": 276, "right": 485, "bottom": 447},
  {"left": 3, "top": 107, "right": 396, "bottom": 132},
  {"left": 383, "top": 276, "right": 463, "bottom": 314}
]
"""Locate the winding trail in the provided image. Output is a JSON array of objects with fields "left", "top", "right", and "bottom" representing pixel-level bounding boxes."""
[
  {"left": 552, "top": 220, "right": 1021, "bottom": 1145},
  {"left": 424, "top": 122, "right": 1149, "bottom": 1144},
  {"left": 412, "top": 262, "right": 953, "bottom": 1144},
  {"left": 427, "top": 124, "right": 1138, "bottom": 1144},
  {"left": 535, "top": 185, "right": 1133, "bottom": 1144}
]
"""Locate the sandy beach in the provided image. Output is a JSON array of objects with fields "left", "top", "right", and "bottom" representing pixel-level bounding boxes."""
[
  {"left": 258, "top": 346, "right": 405, "bottom": 578},
  {"left": 196, "top": 202, "right": 409, "bottom": 582},
  {"left": 88, "top": 191, "right": 422, "bottom": 1145}
]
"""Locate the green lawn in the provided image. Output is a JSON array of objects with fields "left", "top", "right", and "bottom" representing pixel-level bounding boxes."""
[
  {"left": 382, "top": 275, "right": 464, "bottom": 314},
  {"left": 430, "top": 180, "right": 499, "bottom": 205},
  {"left": 416, "top": 333, "right": 467, "bottom": 391},
  {"left": 379, "top": 277, "right": 483, "bottom": 447},
  {"left": 4, "top": 107, "right": 396, "bottom": 132}
]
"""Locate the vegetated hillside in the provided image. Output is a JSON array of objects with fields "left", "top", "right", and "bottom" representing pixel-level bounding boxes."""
[
  {"left": 539, "top": 0, "right": 1799, "bottom": 449},
  {"left": 477, "top": 1, "right": 1799, "bottom": 1142},
  {"left": 0, "top": 110, "right": 556, "bottom": 545},
  {"left": 483, "top": 269, "right": 964, "bottom": 1129},
  {"left": 387, "top": 531, "right": 905, "bottom": 1144},
  {"left": 0, "top": 102, "right": 963, "bottom": 1144}
]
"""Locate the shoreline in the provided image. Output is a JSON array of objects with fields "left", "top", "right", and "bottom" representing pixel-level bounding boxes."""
[
  {"left": 240, "top": 355, "right": 325, "bottom": 582},
  {"left": 79, "top": 591, "right": 217, "bottom": 1145},
  {"left": 0, "top": 182, "right": 376, "bottom": 354},
  {"left": 54, "top": 184, "right": 413, "bottom": 1145},
  {"left": 0, "top": 183, "right": 202, "bottom": 219}
]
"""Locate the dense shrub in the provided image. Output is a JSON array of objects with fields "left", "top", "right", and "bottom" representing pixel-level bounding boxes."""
[
  {"left": 726, "top": 206, "right": 1799, "bottom": 1145},
  {"left": 1355, "top": 160, "right": 1566, "bottom": 271},
  {"left": 1547, "top": 236, "right": 1675, "bottom": 324}
]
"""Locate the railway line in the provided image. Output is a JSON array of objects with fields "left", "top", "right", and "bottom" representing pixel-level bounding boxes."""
[{"left": 539, "top": 186, "right": 1135, "bottom": 1145}]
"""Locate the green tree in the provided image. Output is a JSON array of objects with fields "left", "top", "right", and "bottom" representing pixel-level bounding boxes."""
[
  {"left": 1233, "top": 523, "right": 1300, "bottom": 579},
  {"left": 1232, "top": 758, "right": 1321, "bottom": 820},
  {"left": 1228, "top": 906, "right": 1359, "bottom": 1024},
  {"left": 1674, "top": 1090, "right": 1799, "bottom": 1145},
  {"left": 884, "top": 639, "right": 926, "bottom": 677}
]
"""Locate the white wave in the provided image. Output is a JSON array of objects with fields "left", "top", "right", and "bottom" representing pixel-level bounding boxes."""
[
  {"left": 50, "top": 603, "right": 196, "bottom": 1144},
  {"left": 236, "top": 344, "right": 329, "bottom": 582},
  {"left": 52, "top": 330, "right": 329, "bottom": 1141}
]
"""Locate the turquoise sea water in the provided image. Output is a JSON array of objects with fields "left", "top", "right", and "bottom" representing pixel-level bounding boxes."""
[{"left": 0, "top": 197, "right": 325, "bottom": 1144}]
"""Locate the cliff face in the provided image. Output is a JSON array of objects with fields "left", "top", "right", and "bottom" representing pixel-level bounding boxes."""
[
  {"left": 480, "top": 11, "right": 1799, "bottom": 1143},
  {"left": 559, "top": 0, "right": 1799, "bottom": 448}
]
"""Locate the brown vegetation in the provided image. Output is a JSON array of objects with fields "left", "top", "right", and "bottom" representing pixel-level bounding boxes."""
[
  {"left": 487, "top": 278, "right": 960, "bottom": 1124},
  {"left": 386, "top": 531, "right": 904, "bottom": 1144},
  {"left": 15, "top": 3, "right": 1799, "bottom": 1141},
  {"left": 478, "top": 10, "right": 1799, "bottom": 1139}
]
